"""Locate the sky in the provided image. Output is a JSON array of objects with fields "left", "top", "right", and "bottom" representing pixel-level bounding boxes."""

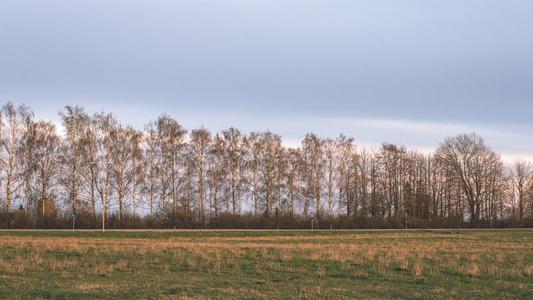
[{"left": 1, "top": 0, "right": 532, "bottom": 161}]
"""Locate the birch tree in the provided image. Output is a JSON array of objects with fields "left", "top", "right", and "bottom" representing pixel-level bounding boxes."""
[
  {"left": 302, "top": 133, "right": 324, "bottom": 220},
  {"left": 143, "top": 123, "right": 161, "bottom": 217},
  {"left": 59, "top": 106, "right": 89, "bottom": 217},
  {"left": 108, "top": 125, "right": 139, "bottom": 224},
  {"left": 189, "top": 128, "right": 211, "bottom": 225},
  {"left": 94, "top": 112, "right": 116, "bottom": 229},
  {"left": 33, "top": 121, "right": 60, "bottom": 220},
  {"left": 222, "top": 128, "right": 247, "bottom": 214},
  {"left": 0, "top": 102, "right": 32, "bottom": 212},
  {"left": 208, "top": 134, "right": 226, "bottom": 217},
  {"left": 156, "top": 116, "right": 186, "bottom": 224}
]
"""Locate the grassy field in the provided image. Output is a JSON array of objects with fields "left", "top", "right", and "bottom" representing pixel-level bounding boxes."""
[{"left": 0, "top": 230, "right": 532, "bottom": 299}]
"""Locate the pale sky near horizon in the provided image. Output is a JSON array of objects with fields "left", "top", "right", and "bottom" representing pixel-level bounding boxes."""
[{"left": 1, "top": 0, "right": 532, "bottom": 161}]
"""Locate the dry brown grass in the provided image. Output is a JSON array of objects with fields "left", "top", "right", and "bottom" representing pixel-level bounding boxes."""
[
  {"left": 462, "top": 263, "right": 481, "bottom": 277},
  {"left": 0, "top": 231, "right": 531, "bottom": 283},
  {"left": 523, "top": 265, "right": 533, "bottom": 277},
  {"left": 412, "top": 261, "right": 424, "bottom": 277}
]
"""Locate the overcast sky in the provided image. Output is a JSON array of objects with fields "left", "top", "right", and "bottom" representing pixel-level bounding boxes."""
[{"left": 1, "top": 0, "right": 532, "bottom": 160}]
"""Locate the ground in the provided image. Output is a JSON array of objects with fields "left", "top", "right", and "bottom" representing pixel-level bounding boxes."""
[{"left": 0, "top": 230, "right": 531, "bottom": 299}]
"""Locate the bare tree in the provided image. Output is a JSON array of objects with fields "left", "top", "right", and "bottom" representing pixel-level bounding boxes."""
[
  {"left": 59, "top": 106, "right": 89, "bottom": 218},
  {"left": 156, "top": 116, "right": 186, "bottom": 225},
  {"left": 80, "top": 116, "right": 100, "bottom": 220},
  {"left": 189, "top": 128, "right": 211, "bottom": 225},
  {"left": 259, "top": 132, "right": 283, "bottom": 217},
  {"left": 222, "top": 128, "right": 247, "bottom": 214},
  {"left": 143, "top": 123, "right": 160, "bottom": 218},
  {"left": 436, "top": 133, "right": 504, "bottom": 226},
  {"left": 130, "top": 128, "right": 143, "bottom": 223},
  {"left": 108, "top": 125, "right": 140, "bottom": 225},
  {"left": 21, "top": 116, "right": 38, "bottom": 215},
  {"left": 32, "top": 121, "right": 60, "bottom": 220},
  {"left": 323, "top": 138, "right": 337, "bottom": 218},
  {"left": 247, "top": 133, "right": 262, "bottom": 216},
  {"left": 94, "top": 112, "right": 117, "bottom": 230},
  {"left": 285, "top": 148, "right": 303, "bottom": 216},
  {"left": 357, "top": 148, "right": 371, "bottom": 218},
  {"left": 528, "top": 177, "right": 533, "bottom": 218},
  {"left": 302, "top": 133, "right": 324, "bottom": 220},
  {"left": 379, "top": 144, "right": 407, "bottom": 219},
  {"left": 336, "top": 135, "right": 357, "bottom": 220},
  {"left": 511, "top": 160, "right": 532, "bottom": 221},
  {"left": 207, "top": 134, "right": 226, "bottom": 217},
  {"left": 0, "top": 103, "right": 32, "bottom": 213}
]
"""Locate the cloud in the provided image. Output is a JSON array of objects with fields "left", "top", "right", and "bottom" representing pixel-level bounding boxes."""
[
  {"left": 278, "top": 115, "right": 533, "bottom": 162},
  {"left": 325, "top": 116, "right": 520, "bottom": 139}
]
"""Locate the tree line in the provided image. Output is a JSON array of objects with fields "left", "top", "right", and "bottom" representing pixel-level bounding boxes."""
[{"left": 1, "top": 102, "right": 532, "bottom": 229}]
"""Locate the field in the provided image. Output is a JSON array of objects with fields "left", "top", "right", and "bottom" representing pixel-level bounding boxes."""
[{"left": 0, "top": 230, "right": 532, "bottom": 299}]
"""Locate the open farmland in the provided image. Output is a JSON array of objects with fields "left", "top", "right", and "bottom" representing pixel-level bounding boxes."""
[{"left": 0, "top": 230, "right": 532, "bottom": 299}]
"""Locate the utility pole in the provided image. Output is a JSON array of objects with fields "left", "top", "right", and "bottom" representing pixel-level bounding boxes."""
[
  {"left": 405, "top": 210, "right": 408, "bottom": 230},
  {"left": 72, "top": 210, "right": 76, "bottom": 232},
  {"left": 102, "top": 198, "right": 106, "bottom": 233}
]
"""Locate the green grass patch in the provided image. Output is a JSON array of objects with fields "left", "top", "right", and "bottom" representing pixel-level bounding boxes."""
[{"left": 0, "top": 230, "right": 531, "bottom": 299}]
